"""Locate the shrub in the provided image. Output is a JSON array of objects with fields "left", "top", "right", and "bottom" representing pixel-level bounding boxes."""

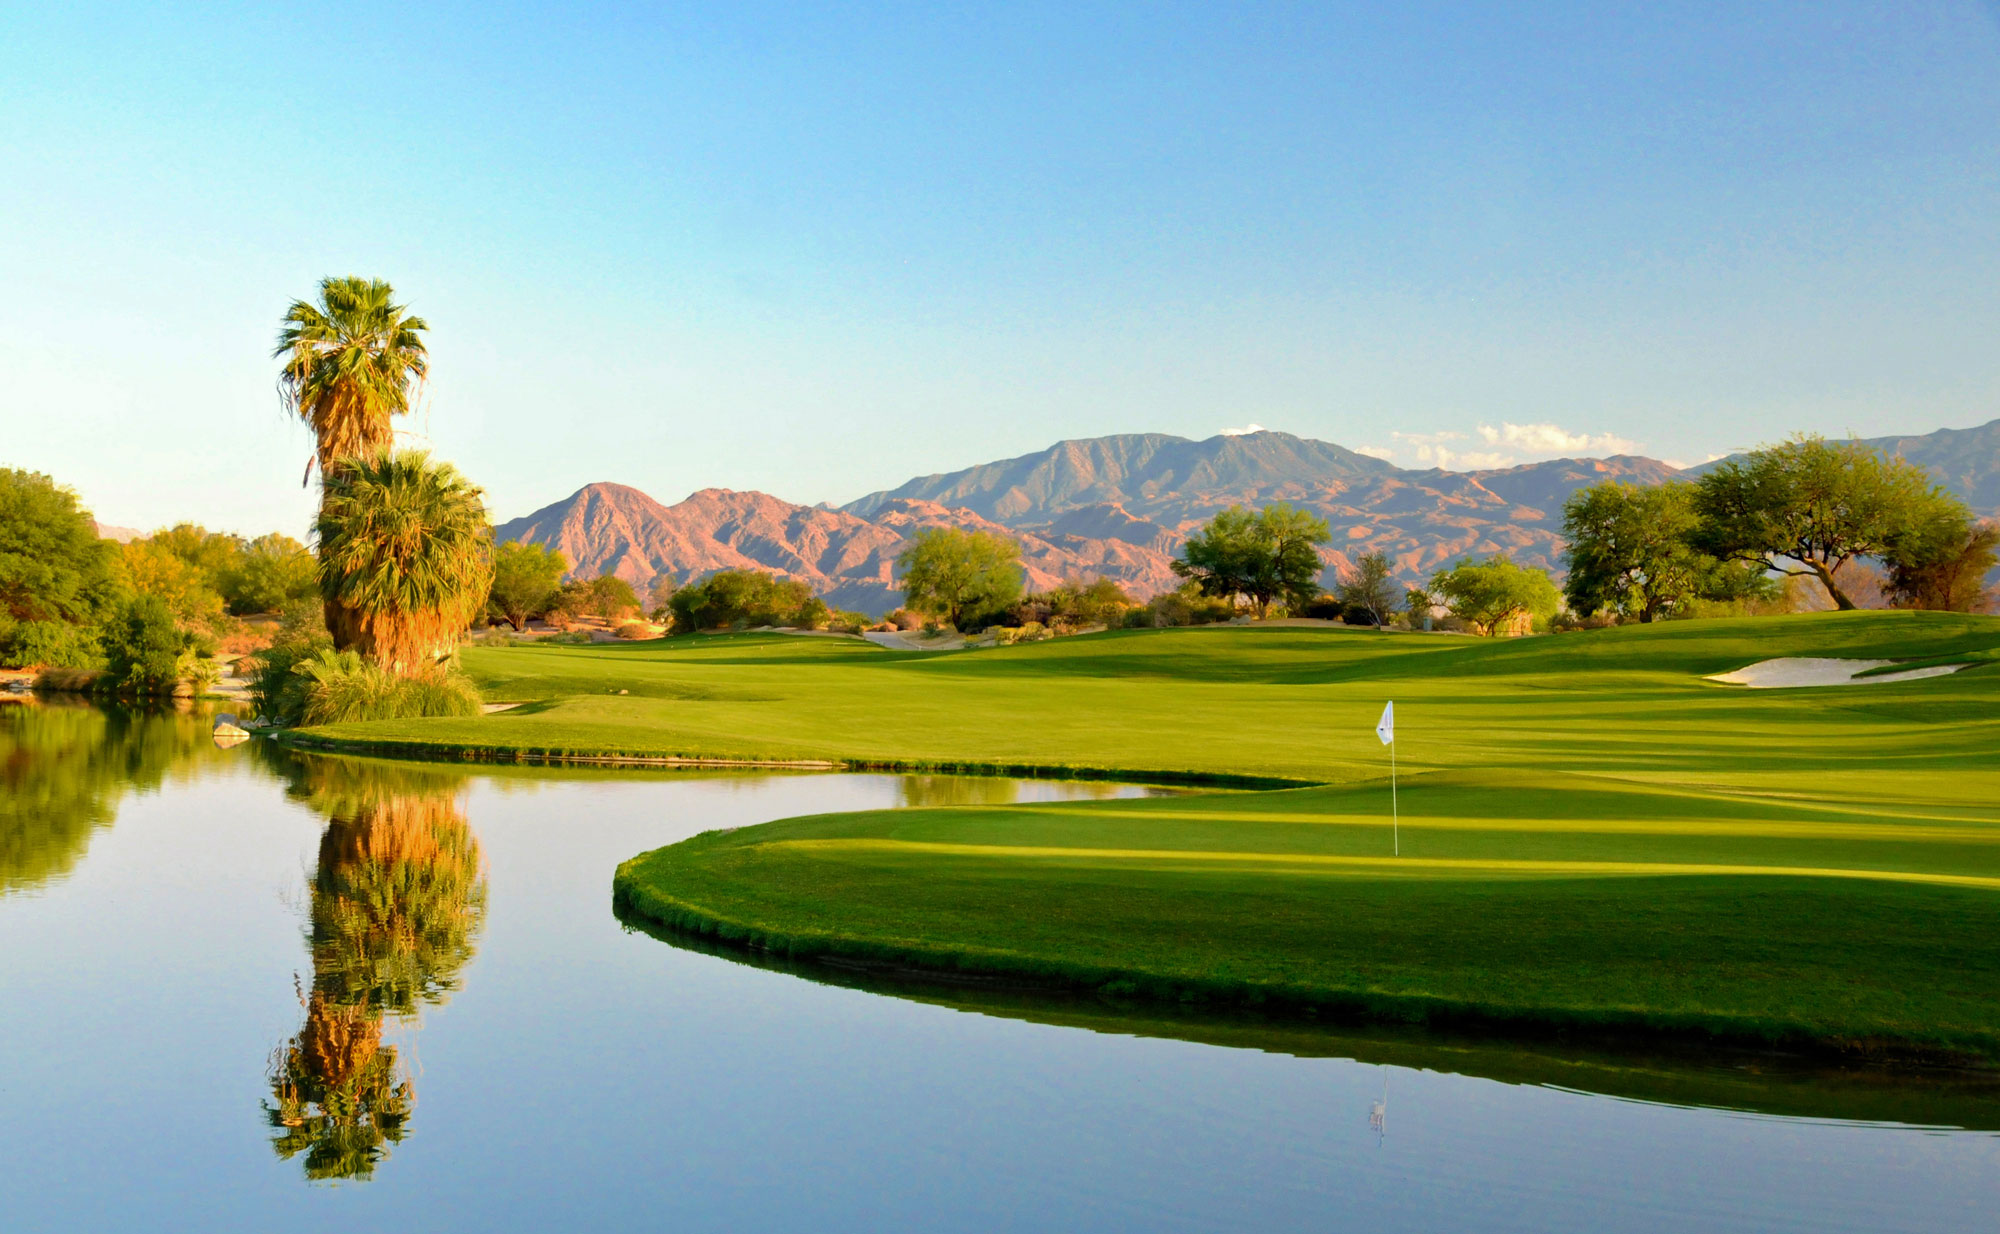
[
  {"left": 0, "top": 618, "right": 104, "bottom": 670},
  {"left": 1340, "top": 603, "right": 1380, "bottom": 626},
  {"left": 826, "top": 611, "right": 871, "bottom": 634},
  {"left": 290, "top": 649, "right": 482, "bottom": 727},
  {"left": 1300, "top": 595, "right": 1345, "bottom": 620},
  {"left": 34, "top": 667, "right": 105, "bottom": 693},
  {"left": 670, "top": 570, "right": 829, "bottom": 631},
  {"left": 615, "top": 621, "right": 653, "bottom": 640},
  {"left": 101, "top": 594, "right": 213, "bottom": 695}
]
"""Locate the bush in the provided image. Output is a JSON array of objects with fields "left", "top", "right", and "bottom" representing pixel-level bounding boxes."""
[
  {"left": 0, "top": 618, "right": 104, "bottom": 670},
  {"left": 34, "top": 667, "right": 105, "bottom": 692},
  {"left": 1340, "top": 603, "right": 1380, "bottom": 626},
  {"left": 1300, "top": 595, "right": 1345, "bottom": 620},
  {"left": 615, "top": 621, "right": 653, "bottom": 640},
  {"left": 826, "top": 611, "right": 872, "bottom": 634},
  {"left": 290, "top": 649, "right": 483, "bottom": 727},
  {"left": 101, "top": 594, "right": 213, "bottom": 695},
  {"left": 670, "top": 571, "right": 829, "bottom": 631}
]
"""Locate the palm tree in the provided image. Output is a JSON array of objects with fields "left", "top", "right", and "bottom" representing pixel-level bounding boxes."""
[
  {"left": 274, "top": 277, "right": 429, "bottom": 486},
  {"left": 313, "top": 451, "right": 494, "bottom": 673}
]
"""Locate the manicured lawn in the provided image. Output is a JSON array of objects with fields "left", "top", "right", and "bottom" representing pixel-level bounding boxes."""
[{"left": 299, "top": 611, "right": 2000, "bottom": 1057}]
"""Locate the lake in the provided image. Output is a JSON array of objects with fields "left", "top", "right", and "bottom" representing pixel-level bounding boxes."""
[{"left": 2, "top": 702, "right": 1995, "bottom": 1232}]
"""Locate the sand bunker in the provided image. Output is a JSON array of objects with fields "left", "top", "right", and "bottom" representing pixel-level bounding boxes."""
[{"left": 1706, "top": 658, "right": 1967, "bottom": 688}]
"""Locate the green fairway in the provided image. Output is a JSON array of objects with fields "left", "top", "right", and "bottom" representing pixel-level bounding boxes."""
[{"left": 294, "top": 611, "right": 2000, "bottom": 1058}]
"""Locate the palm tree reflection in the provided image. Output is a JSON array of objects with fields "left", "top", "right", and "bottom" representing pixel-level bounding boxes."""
[{"left": 263, "top": 755, "right": 485, "bottom": 1181}]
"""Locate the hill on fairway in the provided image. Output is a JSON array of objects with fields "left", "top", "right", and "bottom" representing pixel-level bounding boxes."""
[{"left": 291, "top": 612, "right": 2000, "bottom": 1060}]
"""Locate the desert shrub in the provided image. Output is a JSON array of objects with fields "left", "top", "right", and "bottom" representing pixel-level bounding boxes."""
[
  {"left": 101, "top": 594, "right": 214, "bottom": 695},
  {"left": 290, "top": 649, "right": 482, "bottom": 727},
  {"left": 0, "top": 618, "right": 104, "bottom": 670},
  {"left": 1300, "top": 595, "right": 1345, "bottom": 620},
  {"left": 826, "top": 611, "right": 871, "bottom": 634},
  {"left": 615, "top": 621, "right": 653, "bottom": 640}
]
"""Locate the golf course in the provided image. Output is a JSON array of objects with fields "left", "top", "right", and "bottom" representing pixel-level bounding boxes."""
[{"left": 288, "top": 612, "right": 2000, "bottom": 1061}]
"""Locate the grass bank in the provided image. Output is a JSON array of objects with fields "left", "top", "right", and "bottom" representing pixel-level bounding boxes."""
[{"left": 301, "top": 611, "right": 2000, "bottom": 1059}]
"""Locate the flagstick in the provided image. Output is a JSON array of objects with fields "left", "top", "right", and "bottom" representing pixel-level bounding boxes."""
[{"left": 1390, "top": 734, "right": 1398, "bottom": 857}]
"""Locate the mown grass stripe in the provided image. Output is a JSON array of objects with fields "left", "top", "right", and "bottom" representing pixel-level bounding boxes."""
[{"left": 766, "top": 838, "right": 2000, "bottom": 890}]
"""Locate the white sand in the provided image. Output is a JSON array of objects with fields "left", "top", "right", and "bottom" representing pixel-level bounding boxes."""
[
  {"left": 861, "top": 630, "right": 965, "bottom": 651},
  {"left": 1706, "top": 657, "right": 1967, "bottom": 688}
]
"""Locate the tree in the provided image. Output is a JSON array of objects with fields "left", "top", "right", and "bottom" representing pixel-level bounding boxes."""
[
  {"left": 118, "top": 537, "right": 230, "bottom": 633},
  {"left": 583, "top": 575, "right": 641, "bottom": 620},
  {"left": 645, "top": 572, "right": 678, "bottom": 622},
  {"left": 896, "top": 528, "right": 1024, "bottom": 629},
  {"left": 100, "top": 594, "right": 210, "bottom": 694},
  {"left": 313, "top": 452, "right": 494, "bottom": 674},
  {"left": 1562, "top": 481, "right": 1716, "bottom": 622},
  {"left": 224, "top": 534, "right": 318, "bottom": 615},
  {"left": 1430, "top": 556, "right": 1560, "bottom": 636},
  {"left": 1334, "top": 552, "right": 1397, "bottom": 627},
  {"left": 487, "top": 542, "right": 569, "bottom": 631},
  {"left": 1885, "top": 522, "right": 1998, "bottom": 612},
  {"left": 1172, "top": 503, "right": 1332, "bottom": 617},
  {"left": 1693, "top": 436, "right": 1971, "bottom": 611},
  {"left": 276, "top": 277, "right": 430, "bottom": 486},
  {"left": 0, "top": 468, "right": 120, "bottom": 625},
  {"left": 276, "top": 277, "right": 431, "bottom": 652},
  {"left": 667, "top": 570, "right": 828, "bottom": 631}
]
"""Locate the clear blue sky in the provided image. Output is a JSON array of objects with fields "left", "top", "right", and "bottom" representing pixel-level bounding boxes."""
[{"left": 4, "top": 2, "right": 1997, "bottom": 536}]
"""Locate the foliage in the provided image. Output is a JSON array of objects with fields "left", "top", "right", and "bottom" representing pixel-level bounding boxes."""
[
  {"left": 645, "top": 573, "right": 679, "bottom": 622},
  {"left": 1561, "top": 481, "right": 1777, "bottom": 623},
  {"left": 0, "top": 467, "right": 121, "bottom": 625},
  {"left": 1333, "top": 551, "right": 1397, "bottom": 626},
  {"left": 1694, "top": 436, "right": 1971, "bottom": 611},
  {"left": 895, "top": 527, "right": 1024, "bottom": 629},
  {"left": 1015, "top": 576, "right": 1132, "bottom": 631},
  {"left": 248, "top": 603, "right": 335, "bottom": 724},
  {"left": 1172, "top": 504, "right": 1331, "bottom": 617},
  {"left": 1428, "top": 555, "right": 1561, "bottom": 636},
  {"left": 487, "top": 541, "right": 569, "bottom": 630},
  {"left": 581, "top": 575, "right": 641, "bottom": 620},
  {"left": 275, "top": 276, "right": 430, "bottom": 483},
  {"left": 1885, "top": 522, "right": 1999, "bottom": 614},
  {"left": 0, "top": 617, "right": 103, "bottom": 670},
  {"left": 669, "top": 570, "right": 828, "bottom": 631},
  {"left": 224, "top": 533, "right": 318, "bottom": 614},
  {"left": 99, "top": 593, "right": 213, "bottom": 694},
  {"left": 616, "top": 621, "right": 653, "bottom": 639},
  {"left": 118, "top": 535, "right": 232, "bottom": 634},
  {"left": 314, "top": 451, "right": 494, "bottom": 674},
  {"left": 291, "top": 648, "right": 483, "bottom": 727},
  {"left": 1125, "top": 581, "right": 1238, "bottom": 628}
]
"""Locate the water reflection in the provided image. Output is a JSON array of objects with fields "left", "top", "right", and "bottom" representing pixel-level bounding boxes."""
[
  {"left": 898, "top": 774, "right": 1148, "bottom": 808},
  {"left": 0, "top": 699, "right": 225, "bottom": 895},
  {"left": 628, "top": 914, "right": 2000, "bottom": 1133},
  {"left": 261, "top": 753, "right": 487, "bottom": 1181}
]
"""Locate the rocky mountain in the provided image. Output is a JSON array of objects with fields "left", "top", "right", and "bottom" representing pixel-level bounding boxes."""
[{"left": 497, "top": 418, "right": 1999, "bottom": 616}]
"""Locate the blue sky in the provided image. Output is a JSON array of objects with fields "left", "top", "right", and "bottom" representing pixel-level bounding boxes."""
[{"left": 4, "top": 2, "right": 1998, "bottom": 535}]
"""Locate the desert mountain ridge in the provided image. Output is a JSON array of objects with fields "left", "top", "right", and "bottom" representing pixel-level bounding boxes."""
[{"left": 496, "top": 420, "right": 2000, "bottom": 615}]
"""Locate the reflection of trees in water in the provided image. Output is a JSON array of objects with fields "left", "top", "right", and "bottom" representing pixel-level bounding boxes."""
[
  {"left": 899, "top": 774, "right": 1021, "bottom": 808},
  {"left": 0, "top": 700, "right": 223, "bottom": 895},
  {"left": 263, "top": 754, "right": 485, "bottom": 1182}
]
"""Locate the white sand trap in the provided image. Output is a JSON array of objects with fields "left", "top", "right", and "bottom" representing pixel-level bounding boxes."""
[
  {"left": 862, "top": 630, "right": 965, "bottom": 651},
  {"left": 1706, "top": 658, "right": 1967, "bottom": 688}
]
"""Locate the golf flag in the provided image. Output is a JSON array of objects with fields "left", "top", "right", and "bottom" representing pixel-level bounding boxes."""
[{"left": 1376, "top": 700, "right": 1394, "bottom": 745}]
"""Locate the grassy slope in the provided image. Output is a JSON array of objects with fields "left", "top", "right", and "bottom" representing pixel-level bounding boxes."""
[{"left": 304, "top": 612, "right": 2000, "bottom": 1057}]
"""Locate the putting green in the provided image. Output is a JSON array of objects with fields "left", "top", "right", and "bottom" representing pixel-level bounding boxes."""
[{"left": 294, "top": 611, "right": 2000, "bottom": 1057}]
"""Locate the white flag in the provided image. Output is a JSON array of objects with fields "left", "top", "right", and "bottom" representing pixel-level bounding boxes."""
[{"left": 1376, "top": 700, "right": 1394, "bottom": 745}]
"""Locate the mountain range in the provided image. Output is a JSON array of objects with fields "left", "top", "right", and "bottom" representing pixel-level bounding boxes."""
[{"left": 495, "top": 418, "right": 2000, "bottom": 616}]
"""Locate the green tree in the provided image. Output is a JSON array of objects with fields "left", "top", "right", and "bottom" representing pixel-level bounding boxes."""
[
  {"left": 224, "top": 533, "right": 318, "bottom": 614},
  {"left": 314, "top": 452, "right": 494, "bottom": 675},
  {"left": 1693, "top": 436, "right": 1971, "bottom": 611},
  {"left": 276, "top": 277, "right": 431, "bottom": 652},
  {"left": 1561, "top": 481, "right": 1720, "bottom": 622},
  {"left": 1172, "top": 504, "right": 1331, "bottom": 617},
  {"left": 668, "top": 570, "right": 828, "bottom": 631},
  {"left": 276, "top": 277, "right": 430, "bottom": 485},
  {"left": 0, "top": 468, "right": 120, "bottom": 625},
  {"left": 1430, "top": 556, "right": 1561, "bottom": 636},
  {"left": 101, "top": 593, "right": 211, "bottom": 694},
  {"left": 583, "top": 575, "right": 641, "bottom": 620},
  {"left": 1334, "top": 551, "right": 1397, "bottom": 626},
  {"left": 1884, "top": 522, "right": 1998, "bottom": 613},
  {"left": 895, "top": 528, "right": 1024, "bottom": 629},
  {"left": 487, "top": 542, "right": 569, "bottom": 631}
]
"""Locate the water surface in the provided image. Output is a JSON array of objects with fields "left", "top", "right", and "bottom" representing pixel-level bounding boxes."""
[{"left": 1, "top": 703, "right": 1994, "bottom": 1232}]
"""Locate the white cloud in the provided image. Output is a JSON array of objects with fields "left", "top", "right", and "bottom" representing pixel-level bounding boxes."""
[
  {"left": 1378, "top": 422, "right": 1645, "bottom": 472},
  {"left": 1353, "top": 444, "right": 1396, "bottom": 461},
  {"left": 1219, "top": 422, "right": 1268, "bottom": 436},
  {"left": 1475, "top": 422, "right": 1642, "bottom": 457}
]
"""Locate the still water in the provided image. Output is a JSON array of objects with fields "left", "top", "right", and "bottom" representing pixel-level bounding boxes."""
[{"left": 2, "top": 702, "right": 1995, "bottom": 1232}]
